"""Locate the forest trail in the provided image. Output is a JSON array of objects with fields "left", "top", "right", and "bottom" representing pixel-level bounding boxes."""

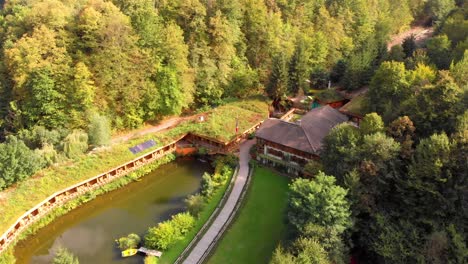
[
  {"left": 387, "top": 26, "right": 434, "bottom": 50},
  {"left": 110, "top": 114, "right": 202, "bottom": 144}
]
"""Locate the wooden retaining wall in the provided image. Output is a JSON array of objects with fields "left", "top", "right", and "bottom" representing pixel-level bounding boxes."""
[{"left": 0, "top": 139, "right": 180, "bottom": 254}]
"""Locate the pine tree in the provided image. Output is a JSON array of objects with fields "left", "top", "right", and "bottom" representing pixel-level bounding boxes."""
[{"left": 267, "top": 54, "right": 289, "bottom": 100}]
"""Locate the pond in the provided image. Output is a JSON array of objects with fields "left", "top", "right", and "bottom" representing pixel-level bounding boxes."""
[{"left": 14, "top": 157, "right": 211, "bottom": 264}]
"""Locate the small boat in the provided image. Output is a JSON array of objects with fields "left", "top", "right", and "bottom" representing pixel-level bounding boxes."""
[{"left": 121, "top": 248, "right": 138, "bottom": 257}]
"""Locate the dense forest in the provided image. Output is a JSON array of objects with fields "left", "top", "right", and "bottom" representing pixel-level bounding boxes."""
[
  {"left": 0, "top": 0, "right": 442, "bottom": 134},
  {"left": 0, "top": 0, "right": 466, "bottom": 263}
]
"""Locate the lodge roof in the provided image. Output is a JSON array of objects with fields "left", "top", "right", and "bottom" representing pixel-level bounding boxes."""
[{"left": 256, "top": 105, "right": 349, "bottom": 155}]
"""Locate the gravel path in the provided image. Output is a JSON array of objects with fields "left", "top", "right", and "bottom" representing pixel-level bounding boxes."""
[{"left": 182, "top": 140, "right": 255, "bottom": 264}]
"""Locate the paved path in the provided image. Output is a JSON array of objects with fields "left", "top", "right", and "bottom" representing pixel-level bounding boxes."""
[{"left": 182, "top": 140, "right": 255, "bottom": 264}]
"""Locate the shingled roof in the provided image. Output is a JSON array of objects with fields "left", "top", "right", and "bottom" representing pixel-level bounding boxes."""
[{"left": 256, "top": 105, "right": 349, "bottom": 154}]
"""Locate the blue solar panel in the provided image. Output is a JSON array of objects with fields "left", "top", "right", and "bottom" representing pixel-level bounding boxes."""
[{"left": 129, "top": 140, "right": 157, "bottom": 154}]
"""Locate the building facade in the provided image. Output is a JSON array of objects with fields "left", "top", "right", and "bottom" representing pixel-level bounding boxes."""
[{"left": 255, "top": 105, "right": 349, "bottom": 175}]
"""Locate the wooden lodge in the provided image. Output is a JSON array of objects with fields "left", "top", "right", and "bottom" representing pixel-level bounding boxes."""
[{"left": 255, "top": 105, "right": 349, "bottom": 175}]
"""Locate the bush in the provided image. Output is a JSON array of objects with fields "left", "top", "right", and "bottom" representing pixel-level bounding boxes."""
[
  {"left": 53, "top": 247, "right": 79, "bottom": 264},
  {"left": 144, "top": 256, "right": 158, "bottom": 264},
  {"left": 88, "top": 113, "right": 111, "bottom": 146},
  {"left": 62, "top": 130, "right": 89, "bottom": 159},
  {"left": 0, "top": 136, "right": 44, "bottom": 190},
  {"left": 185, "top": 194, "right": 205, "bottom": 217},
  {"left": 145, "top": 221, "right": 179, "bottom": 250},
  {"left": 213, "top": 154, "right": 239, "bottom": 170},
  {"left": 35, "top": 143, "right": 61, "bottom": 166},
  {"left": 116, "top": 233, "right": 141, "bottom": 250},
  {"left": 201, "top": 172, "right": 216, "bottom": 197},
  {"left": 303, "top": 160, "right": 323, "bottom": 176},
  {"left": 171, "top": 212, "right": 195, "bottom": 234},
  {"left": 144, "top": 212, "right": 195, "bottom": 250},
  {"left": 17, "top": 126, "right": 67, "bottom": 150}
]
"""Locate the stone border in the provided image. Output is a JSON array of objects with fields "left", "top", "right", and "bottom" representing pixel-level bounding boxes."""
[{"left": 174, "top": 165, "right": 239, "bottom": 264}]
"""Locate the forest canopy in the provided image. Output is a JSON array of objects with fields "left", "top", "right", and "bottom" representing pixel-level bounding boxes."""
[{"left": 0, "top": 0, "right": 421, "bottom": 134}]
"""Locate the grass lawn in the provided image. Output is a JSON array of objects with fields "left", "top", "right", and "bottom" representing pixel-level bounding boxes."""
[
  {"left": 340, "top": 93, "right": 369, "bottom": 116},
  {"left": 315, "top": 89, "right": 345, "bottom": 103},
  {"left": 207, "top": 167, "right": 289, "bottom": 264}
]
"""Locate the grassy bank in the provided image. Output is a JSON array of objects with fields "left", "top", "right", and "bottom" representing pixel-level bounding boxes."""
[
  {"left": 207, "top": 167, "right": 289, "bottom": 264},
  {"left": 0, "top": 98, "right": 268, "bottom": 238}
]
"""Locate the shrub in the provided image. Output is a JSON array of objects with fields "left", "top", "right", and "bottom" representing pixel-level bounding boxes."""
[
  {"left": 144, "top": 256, "right": 158, "bottom": 264},
  {"left": 185, "top": 194, "right": 205, "bottom": 217},
  {"left": 213, "top": 154, "right": 238, "bottom": 170},
  {"left": 35, "top": 143, "right": 61, "bottom": 166},
  {"left": 0, "top": 136, "right": 44, "bottom": 190},
  {"left": 145, "top": 221, "right": 179, "bottom": 250},
  {"left": 201, "top": 172, "right": 216, "bottom": 197},
  {"left": 171, "top": 212, "right": 195, "bottom": 234},
  {"left": 62, "top": 130, "right": 89, "bottom": 159},
  {"left": 17, "top": 126, "right": 67, "bottom": 150},
  {"left": 53, "top": 247, "right": 79, "bottom": 264},
  {"left": 144, "top": 213, "right": 195, "bottom": 250},
  {"left": 303, "top": 160, "right": 323, "bottom": 177},
  {"left": 116, "top": 233, "right": 141, "bottom": 250},
  {"left": 88, "top": 113, "right": 111, "bottom": 146}
]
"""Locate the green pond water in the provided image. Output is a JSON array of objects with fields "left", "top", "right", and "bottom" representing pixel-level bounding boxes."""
[{"left": 14, "top": 157, "right": 211, "bottom": 264}]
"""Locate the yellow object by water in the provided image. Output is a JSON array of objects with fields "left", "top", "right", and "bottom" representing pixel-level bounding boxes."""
[{"left": 121, "top": 248, "right": 138, "bottom": 257}]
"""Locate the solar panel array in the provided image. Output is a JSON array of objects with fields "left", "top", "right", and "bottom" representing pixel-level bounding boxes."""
[{"left": 129, "top": 140, "right": 157, "bottom": 154}]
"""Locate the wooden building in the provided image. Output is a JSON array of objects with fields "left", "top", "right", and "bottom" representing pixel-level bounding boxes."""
[{"left": 255, "top": 105, "right": 349, "bottom": 175}]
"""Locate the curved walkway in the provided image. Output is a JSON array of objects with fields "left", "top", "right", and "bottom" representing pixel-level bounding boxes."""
[{"left": 182, "top": 140, "right": 255, "bottom": 264}]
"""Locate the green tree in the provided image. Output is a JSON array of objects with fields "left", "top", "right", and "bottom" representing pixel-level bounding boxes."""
[
  {"left": 294, "top": 237, "right": 330, "bottom": 264},
  {"left": 171, "top": 212, "right": 195, "bottom": 234},
  {"left": 21, "top": 68, "right": 67, "bottom": 128},
  {"left": 387, "top": 116, "right": 416, "bottom": 159},
  {"left": 154, "top": 67, "right": 186, "bottom": 116},
  {"left": 360, "top": 113, "right": 384, "bottom": 135},
  {"left": 402, "top": 35, "right": 417, "bottom": 58},
  {"left": 407, "top": 71, "right": 464, "bottom": 136},
  {"left": 405, "top": 133, "right": 458, "bottom": 221},
  {"left": 88, "top": 113, "right": 111, "bottom": 146},
  {"left": 145, "top": 221, "right": 178, "bottom": 250},
  {"left": 62, "top": 130, "right": 88, "bottom": 159},
  {"left": 426, "top": 0, "right": 456, "bottom": 22},
  {"left": 116, "top": 233, "right": 141, "bottom": 250},
  {"left": 0, "top": 136, "right": 43, "bottom": 190},
  {"left": 267, "top": 54, "right": 289, "bottom": 99},
  {"left": 449, "top": 50, "right": 468, "bottom": 88},
  {"left": 270, "top": 246, "right": 296, "bottom": 264},
  {"left": 287, "top": 173, "right": 351, "bottom": 234},
  {"left": 321, "top": 124, "right": 361, "bottom": 183},
  {"left": 426, "top": 35, "right": 452, "bottom": 69},
  {"left": 368, "top": 61, "right": 409, "bottom": 121},
  {"left": 185, "top": 194, "right": 205, "bottom": 217},
  {"left": 386, "top": 45, "right": 405, "bottom": 62},
  {"left": 53, "top": 247, "right": 79, "bottom": 264}
]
